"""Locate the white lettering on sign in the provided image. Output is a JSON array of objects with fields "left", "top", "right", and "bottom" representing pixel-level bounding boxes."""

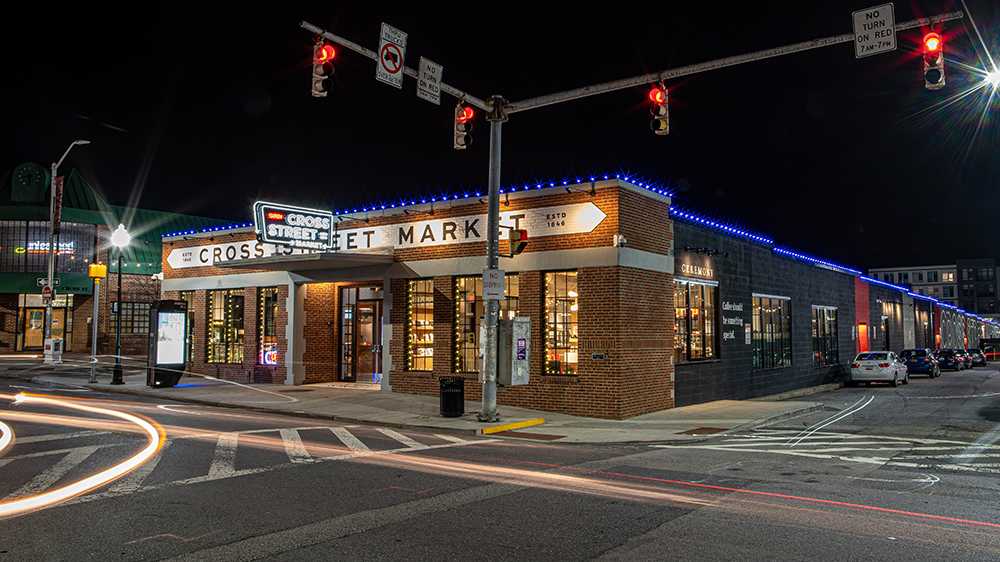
[
  {"left": 416, "top": 57, "right": 442, "bottom": 105},
  {"left": 483, "top": 269, "right": 504, "bottom": 301},
  {"left": 170, "top": 202, "right": 607, "bottom": 270},
  {"left": 254, "top": 201, "right": 334, "bottom": 250},
  {"left": 331, "top": 202, "right": 606, "bottom": 253},
  {"left": 166, "top": 241, "right": 311, "bottom": 270},
  {"left": 680, "top": 263, "right": 714, "bottom": 279},
  {"left": 853, "top": 4, "right": 896, "bottom": 58}
]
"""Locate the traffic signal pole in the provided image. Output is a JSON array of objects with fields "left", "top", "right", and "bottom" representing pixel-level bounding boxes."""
[{"left": 299, "top": 9, "right": 964, "bottom": 422}]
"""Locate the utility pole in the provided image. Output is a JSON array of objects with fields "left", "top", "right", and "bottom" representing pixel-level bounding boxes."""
[
  {"left": 45, "top": 140, "right": 90, "bottom": 364},
  {"left": 300, "top": 9, "right": 964, "bottom": 421}
]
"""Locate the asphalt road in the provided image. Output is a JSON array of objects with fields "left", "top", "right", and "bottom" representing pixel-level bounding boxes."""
[{"left": 1, "top": 366, "right": 1000, "bottom": 561}]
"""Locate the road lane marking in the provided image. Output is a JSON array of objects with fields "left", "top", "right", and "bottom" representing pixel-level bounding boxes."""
[
  {"left": 788, "top": 395, "right": 875, "bottom": 447},
  {"left": 109, "top": 440, "right": 172, "bottom": 494},
  {"left": 8, "top": 446, "right": 100, "bottom": 498},
  {"left": 433, "top": 433, "right": 470, "bottom": 444},
  {"left": 330, "top": 427, "right": 370, "bottom": 452},
  {"left": 14, "top": 430, "right": 110, "bottom": 444},
  {"left": 376, "top": 428, "right": 427, "bottom": 449},
  {"left": 207, "top": 432, "right": 239, "bottom": 478},
  {"left": 279, "top": 428, "right": 312, "bottom": 463}
]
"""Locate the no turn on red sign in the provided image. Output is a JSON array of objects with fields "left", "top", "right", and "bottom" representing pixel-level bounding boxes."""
[{"left": 375, "top": 22, "right": 407, "bottom": 89}]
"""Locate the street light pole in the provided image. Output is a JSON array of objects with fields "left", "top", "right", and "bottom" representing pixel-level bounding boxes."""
[
  {"left": 44, "top": 140, "right": 90, "bottom": 364},
  {"left": 109, "top": 224, "right": 130, "bottom": 385}
]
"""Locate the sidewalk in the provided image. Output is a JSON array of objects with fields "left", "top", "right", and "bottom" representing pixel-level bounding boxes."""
[{"left": 18, "top": 363, "right": 823, "bottom": 444}]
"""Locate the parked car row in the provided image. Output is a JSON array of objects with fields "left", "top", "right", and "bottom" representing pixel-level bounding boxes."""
[{"left": 849, "top": 347, "right": 989, "bottom": 387}]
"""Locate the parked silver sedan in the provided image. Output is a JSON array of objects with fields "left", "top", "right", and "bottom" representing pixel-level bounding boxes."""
[{"left": 849, "top": 351, "right": 909, "bottom": 387}]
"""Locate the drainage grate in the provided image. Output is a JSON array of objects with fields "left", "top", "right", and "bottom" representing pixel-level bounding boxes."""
[
  {"left": 678, "top": 427, "right": 728, "bottom": 435},
  {"left": 279, "top": 389, "right": 316, "bottom": 393}
]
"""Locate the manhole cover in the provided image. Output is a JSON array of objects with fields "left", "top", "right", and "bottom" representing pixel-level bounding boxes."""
[{"left": 679, "top": 427, "right": 727, "bottom": 435}]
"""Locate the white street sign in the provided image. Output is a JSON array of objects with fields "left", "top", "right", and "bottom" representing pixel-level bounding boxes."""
[
  {"left": 483, "top": 269, "right": 504, "bottom": 301},
  {"left": 853, "top": 4, "right": 896, "bottom": 58},
  {"left": 416, "top": 57, "right": 443, "bottom": 105},
  {"left": 37, "top": 277, "right": 60, "bottom": 287},
  {"left": 375, "top": 22, "right": 407, "bottom": 89}
]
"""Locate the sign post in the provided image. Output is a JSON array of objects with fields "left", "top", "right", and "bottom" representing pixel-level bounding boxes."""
[
  {"left": 853, "top": 3, "right": 896, "bottom": 58},
  {"left": 88, "top": 263, "right": 107, "bottom": 382},
  {"left": 375, "top": 22, "right": 407, "bottom": 89}
]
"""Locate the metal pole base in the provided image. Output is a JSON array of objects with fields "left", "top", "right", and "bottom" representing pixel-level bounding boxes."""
[
  {"left": 111, "top": 363, "right": 124, "bottom": 385},
  {"left": 476, "top": 411, "right": 499, "bottom": 423}
]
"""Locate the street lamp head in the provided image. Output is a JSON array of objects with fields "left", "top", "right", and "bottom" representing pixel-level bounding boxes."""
[
  {"left": 74, "top": 139, "right": 91, "bottom": 146},
  {"left": 110, "top": 224, "right": 131, "bottom": 248},
  {"left": 986, "top": 69, "right": 1000, "bottom": 89}
]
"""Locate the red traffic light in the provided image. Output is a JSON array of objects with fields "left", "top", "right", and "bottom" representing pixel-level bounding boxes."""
[
  {"left": 456, "top": 106, "right": 475, "bottom": 124},
  {"left": 923, "top": 32, "right": 942, "bottom": 53},
  {"left": 315, "top": 43, "right": 336, "bottom": 63},
  {"left": 648, "top": 86, "right": 666, "bottom": 104}
]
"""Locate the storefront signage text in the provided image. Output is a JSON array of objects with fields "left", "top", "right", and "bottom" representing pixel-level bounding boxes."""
[
  {"left": 170, "top": 202, "right": 607, "bottom": 269},
  {"left": 722, "top": 301, "right": 745, "bottom": 343},
  {"left": 253, "top": 201, "right": 334, "bottom": 250}
]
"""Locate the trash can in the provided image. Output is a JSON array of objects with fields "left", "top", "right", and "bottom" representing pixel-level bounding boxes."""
[{"left": 439, "top": 377, "right": 465, "bottom": 417}]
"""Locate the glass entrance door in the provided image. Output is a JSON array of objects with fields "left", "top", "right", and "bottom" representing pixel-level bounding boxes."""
[
  {"left": 339, "top": 286, "right": 384, "bottom": 383},
  {"left": 24, "top": 308, "right": 45, "bottom": 349},
  {"left": 356, "top": 300, "right": 382, "bottom": 384}
]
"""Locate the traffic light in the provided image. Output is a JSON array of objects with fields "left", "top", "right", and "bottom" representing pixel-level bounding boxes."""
[
  {"left": 454, "top": 103, "right": 475, "bottom": 150},
  {"left": 648, "top": 85, "right": 669, "bottom": 136},
  {"left": 312, "top": 40, "right": 336, "bottom": 97},
  {"left": 508, "top": 229, "right": 528, "bottom": 256},
  {"left": 922, "top": 32, "right": 945, "bottom": 91}
]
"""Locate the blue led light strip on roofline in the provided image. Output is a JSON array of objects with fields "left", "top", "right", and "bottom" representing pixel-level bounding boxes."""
[
  {"left": 669, "top": 206, "right": 774, "bottom": 245},
  {"left": 161, "top": 172, "right": 674, "bottom": 238},
  {"left": 773, "top": 247, "right": 863, "bottom": 276}
]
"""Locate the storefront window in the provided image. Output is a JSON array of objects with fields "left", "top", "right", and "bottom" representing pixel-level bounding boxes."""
[
  {"left": 811, "top": 306, "right": 838, "bottom": 367},
  {"left": 0, "top": 221, "right": 96, "bottom": 273},
  {"left": 545, "top": 271, "right": 578, "bottom": 375},
  {"left": 454, "top": 275, "right": 519, "bottom": 373},
  {"left": 674, "top": 280, "right": 718, "bottom": 362},
  {"left": 258, "top": 287, "right": 279, "bottom": 365},
  {"left": 207, "top": 289, "right": 244, "bottom": 364},
  {"left": 407, "top": 279, "right": 434, "bottom": 371},
  {"left": 110, "top": 302, "right": 151, "bottom": 334},
  {"left": 752, "top": 295, "right": 791, "bottom": 369}
]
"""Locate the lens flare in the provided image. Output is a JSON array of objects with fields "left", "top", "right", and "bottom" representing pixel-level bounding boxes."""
[{"left": 0, "top": 393, "right": 165, "bottom": 518}]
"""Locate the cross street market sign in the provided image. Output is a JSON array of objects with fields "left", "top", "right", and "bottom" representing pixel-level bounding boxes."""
[
  {"left": 853, "top": 3, "right": 896, "bottom": 58},
  {"left": 253, "top": 201, "right": 334, "bottom": 250},
  {"left": 167, "top": 202, "right": 607, "bottom": 269}
]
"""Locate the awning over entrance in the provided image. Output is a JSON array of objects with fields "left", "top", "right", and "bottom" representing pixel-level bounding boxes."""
[{"left": 219, "top": 250, "right": 394, "bottom": 272}]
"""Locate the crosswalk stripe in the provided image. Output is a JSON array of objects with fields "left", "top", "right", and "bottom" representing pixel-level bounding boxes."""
[
  {"left": 15, "top": 430, "right": 110, "bottom": 444},
  {"left": 376, "top": 428, "right": 427, "bottom": 449},
  {"left": 109, "top": 440, "right": 172, "bottom": 494},
  {"left": 208, "top": 432, "right": 239, "bottom": 478},
  {"left": 279, "top": 429, "right": 312, "bottom": 463},
  {"left": 433, "top": 433, "right": 469, "bottom": 444},
  {"left": 9, "top": 446, "right": 100, "bottom": 498},
  {"left": 329, "top": 427, "right": 369, "bottom": 452}
]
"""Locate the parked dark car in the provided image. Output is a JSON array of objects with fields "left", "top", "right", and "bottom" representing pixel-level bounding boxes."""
[
  {"left": 900, "top": 348, "right": 940, "bottom": 377},
  {"left": 957, "top": 350, "right": 974, "bottom": 369},
  {"left": 935, "top": 349, "right": 963, "bottom": 371},
  {"left": 967, "top": 348, "right": 987, "bottom": 367}
]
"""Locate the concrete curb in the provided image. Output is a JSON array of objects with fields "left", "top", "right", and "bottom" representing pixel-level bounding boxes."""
[
  {"left": 752, "top": 382, "right": 843, "bottom": 402},
  {"left": 31, "top": 377, "right": 486, "bottom": 437},
  {"left": 28, "top": 375, "right": 826, "bottom": 445}
]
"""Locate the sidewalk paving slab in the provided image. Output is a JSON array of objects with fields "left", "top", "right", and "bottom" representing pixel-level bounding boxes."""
[{"left": 15, "top": 362, "right": 823, "bottom": 444}]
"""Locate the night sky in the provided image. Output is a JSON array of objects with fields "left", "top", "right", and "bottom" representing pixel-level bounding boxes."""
[{"left": 5, "top": 1, "right": 999, "bottom": 270}]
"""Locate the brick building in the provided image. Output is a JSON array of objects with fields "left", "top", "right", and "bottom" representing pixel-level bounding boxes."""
[
  {"left": 0, "top": 162, "right": 232, "bottom": 356},
  {"left": 159, "top": 176, "right": 1000, "bottom": 419}
]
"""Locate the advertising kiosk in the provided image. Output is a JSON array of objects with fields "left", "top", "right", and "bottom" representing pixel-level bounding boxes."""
[{"left": 147, "top": 299, "right": 188, "bottom": 387}]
